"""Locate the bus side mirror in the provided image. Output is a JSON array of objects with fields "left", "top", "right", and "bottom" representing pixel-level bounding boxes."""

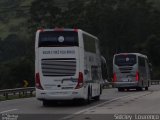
[
  {"left": 149, "top": 63, "right": 152, "bottom": 67},
  {"left": 149, "top": 63, "right": 152, "bottom": 72}
]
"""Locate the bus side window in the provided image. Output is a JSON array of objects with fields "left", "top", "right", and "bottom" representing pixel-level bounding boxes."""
[
  {"left": 138, "top": 57, "right": 145, "bottom": 67},
  {"left": 83, "top": 34, "right": 96, "bottom": 53}
]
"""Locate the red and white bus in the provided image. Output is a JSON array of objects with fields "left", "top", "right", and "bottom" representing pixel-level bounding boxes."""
[{"left": 35, "top": 28, "right": 103, "bottom": 106}]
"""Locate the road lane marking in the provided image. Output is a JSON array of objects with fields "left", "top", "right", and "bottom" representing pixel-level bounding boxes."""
[
  {"left": 61, "top": 92, "right": 151, "bottom": 120},
  {"left": 0, "top": 109, "right": 18, "bottom": 114},
  {"left": 75, "top": 92, "right": 151, "bottom": 114}
]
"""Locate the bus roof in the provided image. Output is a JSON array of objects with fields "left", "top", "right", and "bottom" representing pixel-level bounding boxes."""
[
  {"left": 114, "top": 53, "right": 147, "bottom": 59},
  {"left": 36, "top": 28, "right": 98, "bottom": 40},
  {"left": 37, "top": 28, "right": 78, "bottom": 31}
]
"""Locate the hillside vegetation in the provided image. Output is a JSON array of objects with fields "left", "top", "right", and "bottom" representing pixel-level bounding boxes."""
[{"left": 0, "top": 0, "right": 160, "bottom": 89}]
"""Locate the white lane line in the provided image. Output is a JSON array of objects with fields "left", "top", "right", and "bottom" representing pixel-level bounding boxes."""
[
  {"left": 75, "top": 92, "right": 151, "bottom": 114},
  {"left": 0, "top": 109, "right": 18, "bottom": 114},
  {"left": 61, "top": 92, "right": 151, "bottom": 120}
]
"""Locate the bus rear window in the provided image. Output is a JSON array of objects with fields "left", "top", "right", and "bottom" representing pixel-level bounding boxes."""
[
  {"left": 39, "top": 31, "right": 78, "bottom": 47},
  {"left": 115, "top": 54, "right": 137, "bottom": 66}
]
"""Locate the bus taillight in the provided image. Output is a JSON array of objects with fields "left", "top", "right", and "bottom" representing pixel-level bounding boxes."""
[
  {"left": 75, "top": 72, "right": 84, "bottom": 89},
  {"left": 54, "top": 27, "right": 64, "bottom": 31},
  {"left": 38, "top": 28, "right": 44, "bottom": 32},
  {"left": 113, "top": 72, "right": 117, "bottom": 82},
  {"left": 35, "top": 73, "right": 43, "bottom": 90},
  {"left": 74, "top": 28, "right": 78, "bottom": 32},
  {"left": 136, "top": 71, "right": 139, "bottom": 81}
]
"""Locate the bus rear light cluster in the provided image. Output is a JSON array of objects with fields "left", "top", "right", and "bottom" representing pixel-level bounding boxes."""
[
  {"left": 75, "top": 72, "right": 84, "bottom": 89},
  {"left": 35, "top": 73, "right": 43, "bottom": 90},
  {"left": 136, "top": 71, "right": 139, "bottom": 81},
  {"left": 54, "top": 27, "right": 64, "bottom": 31},
  {"left": 38, "top": 28, "right": 44, "bottom": 32},
  {"left": 113, "top": 72, "right": 117, "bottom": 82},
  {"left": 73, "top": 28, "right": 78, "bottom": 32}
]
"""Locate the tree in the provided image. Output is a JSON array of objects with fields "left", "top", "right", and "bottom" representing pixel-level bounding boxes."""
[
  {"left": 28, "top": 0, "right": 160, "bottom": 80},
  {"left": 0, "top": 57, "right": 34, "bottom": 89},
  {"left": 29, "top": 0, "right": 61, "bottom": 31}
]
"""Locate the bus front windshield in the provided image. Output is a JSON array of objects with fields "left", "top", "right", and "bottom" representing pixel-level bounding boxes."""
[
  {"left": 115, "top": 54, "right": 137, "bottom": 66},
  {"left": 39, "top": 31, "right": 78, "bottom": 47}
]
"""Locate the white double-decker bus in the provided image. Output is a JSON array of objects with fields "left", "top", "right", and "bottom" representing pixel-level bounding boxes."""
[
  {"left": 35, "top": 28, "right": 103, "bottom": 106},
  {"left": 113, "top": 53, "right": 151, "bottom": 91}
]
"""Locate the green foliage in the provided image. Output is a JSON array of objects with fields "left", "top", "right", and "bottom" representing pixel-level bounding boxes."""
[
  {"left": 0, "top": 0, "right": 31, "bottom": 39},
  {"left": 29, "top": 0, "right": 61, "bottom": 31},
  {"left": 0, "top": 0, "right": 35, "bottom": 89},
  {"left": 0, "top": 34, "right": 34, "bottom": 89},
  {"left": 0, "top": 57, "right": 34, "bottom": 89}
]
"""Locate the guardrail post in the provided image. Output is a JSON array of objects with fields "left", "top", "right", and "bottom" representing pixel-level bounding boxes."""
[
  {"left": 30, "top": 91, "right": 33, "bottom": 96},
  {"left": 25, "top": 91, "right": 27, "bottom": 97},
  {"left": 23, "top": 91, "right": 24, "bottom": 96},
  {"left": 5, "top": 93, "right": 8, "bottom": 100},
  {"left": 19, "top": 92, "right": 21, "bottom": 98}
]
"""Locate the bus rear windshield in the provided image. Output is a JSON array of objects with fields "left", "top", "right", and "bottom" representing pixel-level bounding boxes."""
[
  {"left": 39, "top": 31, "right": 78, "bottom": 47},
  {"left": 115, "top": 54, "right": 137, "bottom": 66}
]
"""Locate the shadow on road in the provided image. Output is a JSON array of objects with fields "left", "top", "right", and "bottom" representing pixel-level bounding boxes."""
[
  {"left": 41, "top": 99, "right": 105, "bottom": 107},
  {"left": 117, "top": 88, "right": 150, "bottom": 92}
]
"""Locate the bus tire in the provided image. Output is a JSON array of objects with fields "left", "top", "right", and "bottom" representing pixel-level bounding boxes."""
[
  {"left": 118, "top": 88, "right": 124, "bottom": 92},
  {"left": 145, "top": 81, "right": 149, "bottom": 90},
  {"left": 42, "top": 100, "right": 49, "bottom": 107},
  {"left": 145, "top": 86, "right": 148, "bottom": 91},
  {"left": 93, "top": 95, "right": 100, "bottom": 101},
  {"left": 86, "top": 88, "right": 92, "bottom": 104},
  {"left": 136, "top": 87, "right": 142, "bottom": 91}
]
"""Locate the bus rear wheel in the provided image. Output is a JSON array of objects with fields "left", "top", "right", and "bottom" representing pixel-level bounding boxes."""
[
  {"left": 118, "top": 88, "right": 124, "bottom": 92},
  {"left": 86, "top": 88, "right": 92, "bottom": 104},
  {"left": 136, "top": 87, "right": 143, "bottom": 91},
  {"left": 43, "top": 100, "right": 50, "bottom": 107},
  {"left": 145, "top": 87, "right": 148, "bottom": 91},
  {"left": 145, "top": 82, "right": 149, "bottom": 91},
  {"left": 93, "top": 95, "right": 100, "bottom": 101}
]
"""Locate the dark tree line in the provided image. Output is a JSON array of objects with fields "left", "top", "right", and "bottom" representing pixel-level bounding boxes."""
[
  {"left": 0, "top": 34, "right": 34, "bottom": 89},
  {"left": 0, "top": 0, "right": 160, "bottom": 89},
  {"left": 29, "top": 0, "right": 160, "bottom": 79}
]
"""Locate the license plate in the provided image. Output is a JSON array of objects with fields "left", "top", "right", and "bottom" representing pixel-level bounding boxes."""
[{"left": 122, "top": 78, "right": 129, "bottom": 82}]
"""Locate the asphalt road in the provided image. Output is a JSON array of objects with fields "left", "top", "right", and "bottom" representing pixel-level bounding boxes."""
[{"left": 0, "top": 85, "right": 160, "bottom": 120}]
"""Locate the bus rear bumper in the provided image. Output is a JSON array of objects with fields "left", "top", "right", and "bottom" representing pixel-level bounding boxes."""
[
  {"left": 36, "top": 88, "right": 86, "bottom": 101},
  {"left": 113, "top": 82, "right": 138, "bottom": 88}
]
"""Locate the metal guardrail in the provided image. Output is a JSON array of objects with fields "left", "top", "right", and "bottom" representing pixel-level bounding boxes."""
[
  {"left": 0, "top": 87, "right": 35, "bottom": 100},
  {"left": 103, "top": 80, "right": 160, "bottom": 88},
  {"left": 0, "top": 80, "right": 159, "bottom": 100},
  {"left": 151, "top": 80, "right": 160, "bottom": 85}
]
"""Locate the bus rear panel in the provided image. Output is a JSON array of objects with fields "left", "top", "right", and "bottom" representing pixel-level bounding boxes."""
[
  {"left": 113, "top": 53, "right": 150, "bottom": 91},
  {"left": 35, "top": 29, "right": 85, "bottom": 100}
]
